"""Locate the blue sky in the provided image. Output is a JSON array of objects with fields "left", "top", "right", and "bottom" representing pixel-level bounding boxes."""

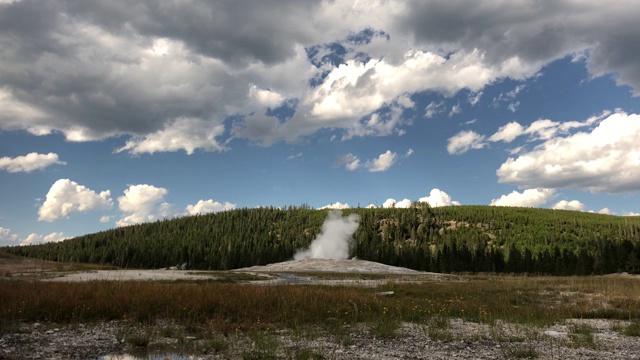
[{"left": 2, "top": 0, "right": 640, "bottom": 246}]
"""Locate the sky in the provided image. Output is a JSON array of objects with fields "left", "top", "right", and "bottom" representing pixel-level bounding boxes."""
[{"left": 2, "top": 0, "right": 640, "bottom": 246}]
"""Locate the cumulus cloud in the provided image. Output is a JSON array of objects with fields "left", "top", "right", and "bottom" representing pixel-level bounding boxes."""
[
  {"left": 334, "top": 153, "right": 360, "bottom": 171},
  {"left": 21, "top": 232, "right": 67, "bottom": 246},
  {"left": 117, "top": 184, "right": 171, "bottom": 227},
  {"left": 447, "top": 130, "right": 487, "bottom": 155},
  {"left": 185, "top": 199, "right": 236, "bottom": 215},
  {"left": 366, "top": 150, "right": 398, "bottom": 172},
  {"left": 490, "top": 188, "right": 555, "bottom": 207},
  {"left": 1, "top": 1, "right": 639, "bottom": 150},
  {"left": 496, "top": 112, "right": 640, "bottom": 193},
  {"left": 0, "top": 227, "right": 19, "bottom": 246},
  {"left": 38, "top": 179, "right": 113, "bottom": 222},
  {"left": 490, "top": 112, "right": 605, "bottom": 145},
  {"left": 248, "top": 84, "right": 286, "bottom": 108},
  {"left": 319, "top": 202, "right": 351, "bottom": 210},
  {"left": 418, "top": 189, "right": 461, "bottom": 207},
  {"left": 551, "top": 200, "right": 586, "bottom": 211},
  {"left": 0, "top": 227, "right": 68, "bottom": 247},
  {"left": 397, "top": 1, "right": 640, "bottom": 93},
  {"left": 116, "top": 117, "right": 227, "bottom": 155},
  {"left": 382, "top": 198, "right": 412, "bottom": 208},
  {"left": 489, "top": 122, "right": 525, "bottom": 143},
  {"left": 0, "top": 152, "right": 66, "bottom": 173},
  {"left": 598, "top": 208, "right": 612, "bottom": 215}
]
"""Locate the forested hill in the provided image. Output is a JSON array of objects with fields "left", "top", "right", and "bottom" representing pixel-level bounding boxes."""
[{"left": 4, "top": 205, "right": 640, "bottom": 275}]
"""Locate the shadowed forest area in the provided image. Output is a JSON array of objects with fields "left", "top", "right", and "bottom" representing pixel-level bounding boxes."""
[{"left": 4, "top": 205, "right": 640, "bottom": 275}]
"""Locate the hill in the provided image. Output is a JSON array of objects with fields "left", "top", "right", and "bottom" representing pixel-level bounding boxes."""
[{"left": 3, "top": 205, "right": 640, "bottom": 275}]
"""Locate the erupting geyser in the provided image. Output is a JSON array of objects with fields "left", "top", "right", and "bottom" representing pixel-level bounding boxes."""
[{"left": 294, "top": 210, "right": 360, "bottom": 260}]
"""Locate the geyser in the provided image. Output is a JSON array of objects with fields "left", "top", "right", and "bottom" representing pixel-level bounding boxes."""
[{"left": 294, "top": 210, "right": 360, "bottom": 260}]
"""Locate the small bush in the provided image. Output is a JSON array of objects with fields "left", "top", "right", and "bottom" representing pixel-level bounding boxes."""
[
  {"left": 372, "top": 318, "right": 400, "bottom": 339},
  {"left": 126, "top": 334, "right": 150, "bottom": 347},
  {"left": 568, "top": 324, "right": 598, "bottom": 349},
  {"left": 503, "top": 344, "right": 538, "bottom": 359},
  {"left": 623, "top": 321, "right": 640, "bottom": 337},
  {"left": 427, "top": 315, "right": 453, "bottom": 342},
  {"left": 294, "top": 347, "right": 325, "bottom": 360}
]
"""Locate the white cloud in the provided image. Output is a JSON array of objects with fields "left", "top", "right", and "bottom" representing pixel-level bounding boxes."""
[
  {"left": 496, "top": 112, "right": 640, "bottom": 192},
  {"left": 117, "top": 184, "right": 171, "bottom": 227},
  {"left": 248, "top": 84, "right": 285, "bottom": 108},
  {"left": 425, "top": 101, "right": 445, "bottom": 119},
  {"left": 524, "top": 119, "right": 562, "bottom": 141},
  {"left": 448, "top": 102, "right": 462, "bottom": 117},
  {"left": 494, "top": 84, "right": 526, "bottom": 110},
  {"left": 551, "top": 200, "right": 586, "bottom": 211},
  {"left": 0, "top": 227, "right": 67, "bottom": 247},
  {"left": 366, "top": 150, "right": 398, "bottom": 172},
  {"left": 490, "top": 188, "right": 555, "bottom": 207},
  {"left": 319, "top": 202, "right": 351, "bottom": 210},
  {"left": 20, "top": 232, "right": 67, "bottom": 246},
  {"left": 0, "top": 227, "right": 19, "bottom": 246},
  {"left": 186, "top": 199, "right": 236, "bottom": 215},
  {"left": 382, "top": 198, "right": 413, "bottom": 208},
  {"left": 395, "top": 199, "right": 413, "bottom": 208},
  {"left": 418, "top": 188, "right": 461, "bottom": 207},
  {"left": 0, "top": 152, "right": 66, "bottom": 173},
  {"left": 447, "top": 130, "right": 486, "bottom": 155},
  {"left": 334, "top": 153, "right": 360, "bottom": 171},
  {"left": 625, "top": 212, "right": 640, "bottom": 216},
  {"left": 490, "top": 112, "right": 605, "bottom": 145},
  {"left": 598, "top": 207, "right": 612, "bottom": 215},
  {"left": 405, "top": 148, "right": 414, "bottom": 157},
  {"left": 117, "top": 117, "right": 227, "bottom": 155},
  {"left": 489, "top": 122, "right": 525, "bottom": 143},
  {"left": 468, "top": 91, "right": 483, "bottom": 106},
  {"left": 38, "top": 179, "right": 113, "bottom": 222},
  {"left": 1, "top": 1, "right": 640, "bottom": 151}
]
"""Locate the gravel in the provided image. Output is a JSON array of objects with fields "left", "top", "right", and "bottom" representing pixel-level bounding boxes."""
[{"left": 2, "top": 318, "right": 640, "bottom": 359}]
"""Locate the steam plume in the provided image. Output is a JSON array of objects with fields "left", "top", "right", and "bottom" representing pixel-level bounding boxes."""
[{"left": 294, "top": 210, "right": 360, "bottom": 260}]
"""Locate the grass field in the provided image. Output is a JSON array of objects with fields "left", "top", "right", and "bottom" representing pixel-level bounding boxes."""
[
  {"left": 3, "top": 272, "right": 640, "bottom": 358},
  {"left": 2, "top": 274, "right": 640, "bottom": 331}
]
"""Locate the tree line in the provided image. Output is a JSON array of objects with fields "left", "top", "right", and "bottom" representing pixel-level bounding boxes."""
[{"left": 3, "top": 205, "right": 640, "bottom": 275}]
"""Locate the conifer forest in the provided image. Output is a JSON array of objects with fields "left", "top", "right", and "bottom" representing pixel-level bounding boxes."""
[{"left": 4, "top": 205, "right": 640, "bottom": 275}]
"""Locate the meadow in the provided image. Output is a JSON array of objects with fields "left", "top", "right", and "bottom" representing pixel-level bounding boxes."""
[{"left": 2, "top": 272, "right": 640, "bottom": 358}]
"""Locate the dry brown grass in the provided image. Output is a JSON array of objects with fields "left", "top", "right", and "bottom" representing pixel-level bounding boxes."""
[
  {"left": 0, "top": 251, "right": 115, "bottom": 277},
  {"left": 2, "top": 274, "right": 640, "bottom": 333}
]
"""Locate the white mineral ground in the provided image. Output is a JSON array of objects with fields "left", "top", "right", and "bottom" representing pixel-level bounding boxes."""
[{"left": 44, "top": 258, "right": 453, "bottom": 284}]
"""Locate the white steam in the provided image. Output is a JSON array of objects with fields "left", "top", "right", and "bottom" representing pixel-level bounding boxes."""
[{"left": 294, "top": 210, "right": 360, "bottom": 260}]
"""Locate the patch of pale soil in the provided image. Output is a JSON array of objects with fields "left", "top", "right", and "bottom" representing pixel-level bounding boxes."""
[
  {"left": 237, "top": 258, "right": 428, "bottom": 275},
  {"left": 233, "top": 258, "right": 457, "bottom": 286},
  {"left": 45, "top": 269, "right": 219, "bottom": 282}
]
